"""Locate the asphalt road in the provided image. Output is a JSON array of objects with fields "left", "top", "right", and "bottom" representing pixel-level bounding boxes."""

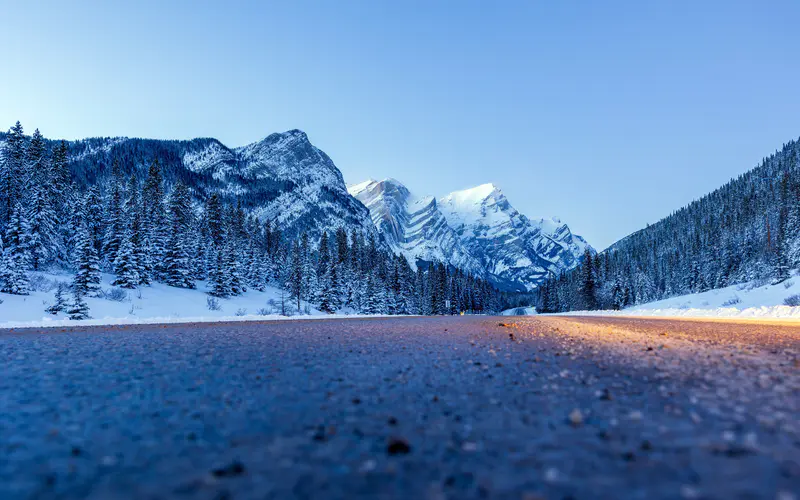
[{"left": 1, "top": 316, "right": 798, "bottom": 499}]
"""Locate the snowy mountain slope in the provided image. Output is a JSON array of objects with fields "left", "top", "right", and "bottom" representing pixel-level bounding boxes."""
[
  {"left": 18, "top": 130, "right": 379, "bottom": 242},
  {"left": 438, "top": 184, "right": 591, "bottom": 291},
  {"left": 349, "top": 179, "right": 591, "bottom": 290},
  {"left": 348, "top": 179, "right": 485, "bottom": 275}
]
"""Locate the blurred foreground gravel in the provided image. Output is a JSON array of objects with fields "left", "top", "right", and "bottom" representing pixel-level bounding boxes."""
[{"left": 0, "top": 316, "right": 798, "bottom": 499}]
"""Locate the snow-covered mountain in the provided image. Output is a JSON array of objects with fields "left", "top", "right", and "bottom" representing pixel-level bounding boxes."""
[
  {"left": 348, "top": 179, "right": 485, "bottom": 276},
  {"left": 349, "top": 179, "right": 591, "bottom": 290},
  {"left": 37, "top": 130, "right": 379, "bottom": 242}
]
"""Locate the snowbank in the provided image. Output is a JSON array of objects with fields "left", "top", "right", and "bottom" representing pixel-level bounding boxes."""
[
  {"left": 0, "top": 272, "right": 386, "bottom": 329},
  {"left": 562, "top": 305, "right": 800, "bottom": 321}
]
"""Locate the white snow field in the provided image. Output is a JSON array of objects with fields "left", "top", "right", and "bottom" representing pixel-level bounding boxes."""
[
  {"left": 563, "top": 272, "right": 800, "bottom": 321},
  {"left": 0, "top": 272, "right": 384, "bottom": 329}
]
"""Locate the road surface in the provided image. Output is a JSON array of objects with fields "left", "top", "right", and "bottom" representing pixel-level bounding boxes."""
[{"left": 1, "top": 315, "right": 797, "bottom": 499}]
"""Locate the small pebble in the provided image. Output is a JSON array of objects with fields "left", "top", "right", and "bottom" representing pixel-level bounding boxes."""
[
  {"left": 569, "top": 409, "right": 583, "bottom": 426},
  {"left": 212, "top": 460, "right": 246, "bottom": 478},
  {"left": 387, "top": 437, "right": 411, "bottom": 455}
]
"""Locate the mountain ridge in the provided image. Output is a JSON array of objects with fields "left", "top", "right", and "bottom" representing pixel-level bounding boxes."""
[
  {"left": 0, "top": 129, "right": 380, "bottom": 243},
  {"left": 349, "top": 178, "right": 592, "bottom": 290}
]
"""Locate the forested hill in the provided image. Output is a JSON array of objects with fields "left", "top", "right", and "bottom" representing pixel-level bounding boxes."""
[
  {"left": 0, "top": 128, "right": 378, "bottom": 243},
  {"left": 538, "top": 138, "right": 800, "bottom": 312}
]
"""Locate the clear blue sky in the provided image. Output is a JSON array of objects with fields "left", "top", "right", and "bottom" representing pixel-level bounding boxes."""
[{"left": 2, "top": 1, "right": 799, "bottom": 249}]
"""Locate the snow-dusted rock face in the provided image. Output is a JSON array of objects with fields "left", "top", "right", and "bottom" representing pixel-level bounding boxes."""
[
  {"left": 438, "top": 184, "right": 591, "bottom": 291},
  {"left": 348, "top": 179, "right": 485, "bottom": 275},
  {"left": 58, "top": 131, "right": 378, "bottom": 241},
  {"left": 230, "top": 130, "right": 377, "bottom": 239},
  {"left": 350, "top": 179, "right": 592, "bottom": 291}
]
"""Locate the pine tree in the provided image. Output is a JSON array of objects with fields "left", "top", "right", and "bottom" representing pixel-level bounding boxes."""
[
  {"left": 208, "top": 246, "right": 231, "bottom": 298},
  {"left": 300, "top": 232, "right": 316, "bottom": 305},
  {"left": 225, "top": 240, "right": 244, "bottom": 295},
  {"left": 66, "top": 286, "right": 90, "bottom": 320},
  {"left": 112, "top": 232, "right": 140, "bottom": 288},
  {"left": 102, "top": 161, "right": 125, "bottom": 266},
  {"left": 27, "top": 183, "right": 58, "bottom": 270},
  {"left": 774, "top": 174, "right": 791, "bottom": 283},
  {"left": 580, "top": 249, "right": 597, "bottom": 310},
  {"left": 0, "top": 121, "right": 26, "bottom": 231},
  {"left": 46, "top": 282, "right": 69, "bottom": 315},
  {"left": 25, "top": 128, "right": 47, "bottom": 193},
  {"left": 142, "top": 160, "right": 167, "bottom": 280},
  {"left": 49, "top": 141, "right": 72, "bottom": 210},
  {"left": 0, "top": 203, "right": 31, "bottom": 294},
  {"left": 47, "top": 141, "right": 72, "bottom": 269},
  {"left": 0, "top": 244, "right": 28, "bottom": 295},
  {"left": 362, "top": 273, "right": 386, "bottom": 314},
  {"left": 73, "top": 222, "right": 101, "bottom": 296},
  {"left": 289, "top": 240, "right": 304, "bottom": 312},
  {"left": 163, "top": 182, "right": 195, "bottom": 289},
  {"left": 318, "top": 269, "right": 335, "bottom": 314},
  {"left": 129, "top": 181, "right": 150, "bottom": 285},
  {"left": 205, "top": 194, "right": 224, "bottom": 248}
]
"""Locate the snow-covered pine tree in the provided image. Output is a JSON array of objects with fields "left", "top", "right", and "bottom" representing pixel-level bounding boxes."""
[
  {"left": 580, "top": 248, "right": 597, "bottom": 310},
  {"left": 244, "top": 244, "right": 263, "bottom": 291},
  {"left": 208, "top": 247, "right": 231, "bottom": 298},
  {"left": 163, "top": 182, "right": 195, "bottom": 289},
  {"left": 111, "top": 176, "right": 142, "bottom": 287},
  {"left": 0, "top": 121, "right": 26, "bottom": 232},
  {"left": 205, "top": 194, "right": 224, "bottom": 248},
  {"left": 49, "top": 141, "right": 72, "bottom": 211},
  {"left": 289, "top": 240, "right": 304, "bottom": 312},
  {"left": 362, "top": 272, "right": 386, "bottom": 315},
  {"left": 142, "top": 160, "right": 168, "bottom": 281},
  {"left": 82, "top": 187, "right": 104, "bottom": 257},
  {"left": 0, "top": 203, "right": 31, "bottom": 294},
  {"left": 73, "top": 222, "right": 101, "bottom": 296},
  {"left": 66, "top": 285, "right": 90, "bottom": 320},
  {"left": 112, "top": 231, "right": 140, "bottom": 288},
  {"left": 164, "top": 230, "right": 194, "bottom": 289},
  {"left": 315, "top": 231, "right": 331, "bottom": 303},
  {"left": 46, "top": 281, "right": 69, "bottom": 315},
  {"left": 24, "top": 129, "right": 48, "bottom": 194},
  {"left": 774, "top": 173, "right": 791, "bottom": 283},
  {"left": 413, "top": 267, "right": 425, "bottom": 315},
  {"left": 102, "top": 161, "right": 125, "bottom": 266},
  {"left": 329, "top": 262, "right": 342, "bottom": 311},
  {"left": 300, "top": 232, "right": 316, "bottom": 305},
  {"left": 317, "top": 269, "right": 335, "bottom": 314},
  {"left": 46, "top": 140, "right": 71, "bottom": 267},
  {"left": 129, "top": 180, "right": 150, "bottom": 285},
  {"left": 225, "top": 240, "right": 244, "bottom": 295},
  {"left": 27, "top": 183, "right": 57, "bottom": 270}
]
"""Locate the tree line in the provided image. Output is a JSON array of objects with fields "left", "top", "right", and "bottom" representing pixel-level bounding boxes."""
[{"left": 0, "top": 122, "right": 502, "bottom": 319}]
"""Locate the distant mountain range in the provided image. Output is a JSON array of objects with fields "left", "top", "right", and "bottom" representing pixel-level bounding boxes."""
[
  {"left": 1, "top": 128, "right": 591, "bottom": 291},
  {"left": 349, "top": 179, "right": 591, "bottom": 291}
]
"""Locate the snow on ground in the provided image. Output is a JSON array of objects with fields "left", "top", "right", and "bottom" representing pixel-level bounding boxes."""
[
  {"left": 562, "top": 272, "right": 800, "bottom": 321},
  {"left": 0, "top": 272, "right": 381, "bottom": 329}
]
